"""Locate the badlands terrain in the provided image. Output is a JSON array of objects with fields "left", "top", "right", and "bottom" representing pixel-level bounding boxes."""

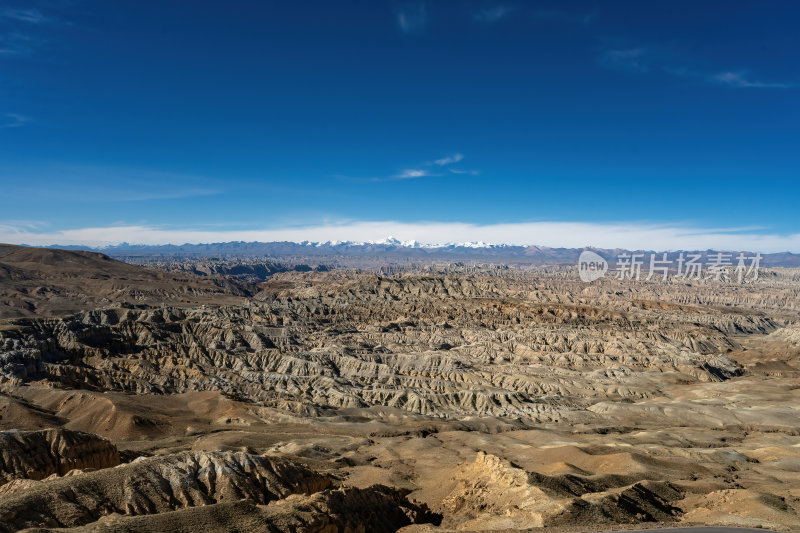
[{"left": 1, "top": 243, "right": 800, "bottom": 531}]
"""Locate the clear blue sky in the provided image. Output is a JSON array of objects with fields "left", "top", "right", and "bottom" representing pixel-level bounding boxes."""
[{"left": 1, "top": 1, "right": 798, "bottom": 249}]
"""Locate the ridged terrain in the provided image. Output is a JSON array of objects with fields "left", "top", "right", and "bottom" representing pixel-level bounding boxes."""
[
  {"left": 0, "top": 429, "right": 119, "bottom": 486},
  {"left": 0, "top": 447, "right": 433, "bottom": 533},
  {"left": 1, "top": 247, "right": 799, "bottom": 531},
  {"left": 0, "top": 273, "right": 783, "bottom": 420}
]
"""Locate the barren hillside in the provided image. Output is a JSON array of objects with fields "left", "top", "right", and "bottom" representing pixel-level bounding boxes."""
[{"left": 0, "top": 246, "right": 798, "bottom": 531}]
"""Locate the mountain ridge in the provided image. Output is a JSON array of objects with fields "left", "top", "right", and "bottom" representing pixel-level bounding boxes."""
[{"left": 28, "top": 241, "right": 800, "bottom": 267}]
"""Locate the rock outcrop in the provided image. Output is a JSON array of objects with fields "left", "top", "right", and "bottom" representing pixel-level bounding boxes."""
[
  {"left": 0, "top": 451, "right": 330, "bottom": 532},
  {"left": 442, "top": 452, "right": 683, "bottom": 529},
  {"left": 0, "top": 429, "right": 119, "bottom": 486}
]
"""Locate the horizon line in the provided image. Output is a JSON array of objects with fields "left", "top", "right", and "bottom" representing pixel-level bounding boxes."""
[{"left": 1, "top": 219, "right": 799, "bottom": 253}]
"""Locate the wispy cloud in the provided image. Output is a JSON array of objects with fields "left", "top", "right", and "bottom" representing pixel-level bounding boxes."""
[
  {"left": 0, "top": 113, "right": 30, "bottom": 128},
  {"left": 396, "top": 1, "right": 427, "bottom": 33},
  {"left": 396, "top": 153, "right": 478, "bottom": 179},
  {"left": 433, "top": 153, "right": 463, "bottom": 166},
  {"left": 0, "top": 220, "right": 47, "bottom": 232},
  {"left": 473, "top": 6, "right": 516, "bottom": 23},
  {"left": 0, "top": 8, "right": 49, "bottom": 24},
  {"left": 448, "top": 168, "right": 479, "bottom": 175},
  {"left": 0, "top": 4, "right": 63, "bottom": 57},
  {"left": 2, "top": 220, "right": 799, "bottom": 252},
  {"left": 0, "top": 32, "right": 40, "bottom": 56},
  {"left": 394, "top": 169, "right": 435, "bottom": 179},
  {"left": 431, "top": 153, "right": 479, "bottom": 175},
  {"left": 337, "top": 153, "right": 477, "bottom": 182},
  {"left": 599, "top": 46, "right": 796, "bottom": 89},
  {"left": 711, "top": 71, "right": 795, "bottom": 89}
]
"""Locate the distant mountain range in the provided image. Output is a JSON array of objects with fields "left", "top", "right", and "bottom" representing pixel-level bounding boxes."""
[{"left": 39, "top": 240, "right": 800, "bottom": 268}]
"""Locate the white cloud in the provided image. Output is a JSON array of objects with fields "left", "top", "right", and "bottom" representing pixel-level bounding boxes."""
[
  {"left": 394, "top": 169, "right": 434, "bottom": 179},
  {"left": 433, "top": 153, "right": 463, "bottom": 166},
  {"left": 1, "top": 221, "right": 799, "bottom": 252},
  {"left": 337, "top": 153, "right": 472, "bottom": 181}
]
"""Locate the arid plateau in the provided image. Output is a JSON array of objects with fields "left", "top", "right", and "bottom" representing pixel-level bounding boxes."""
[{"left": 1, "top": 243, "right": 799, "bottom": 532}]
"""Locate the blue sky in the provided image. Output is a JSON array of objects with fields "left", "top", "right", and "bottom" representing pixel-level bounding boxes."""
[{"left": 1, "top": 1, "right": 799, "bottom": 250}]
